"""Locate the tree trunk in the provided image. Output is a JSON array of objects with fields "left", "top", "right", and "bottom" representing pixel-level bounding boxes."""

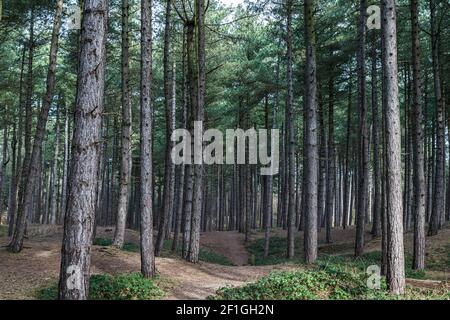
[
  {"left": 188, "top": 0, "right": 206, "bottom": 264},
  {"left": 113, "top": 0, "right": 132, "bottom": 248},
  {"left": 326, "top": 77, "right": 335, "bottom": 243},
  {"left": 49, "top": 102, "right": 61, "bottom": 225},
  {"left": 156, "top": 0, "right": 175, "bottom": 255},
  {"left": 182, "top": 21, "right": 195, "bottom": 260},
  {"left": 286, "top": 0, "right": 295, "bottom": 258},
  {"left": 172, "top": 28, "right": 188, "bottom": 251},
  {"left": 410, "top": 0, "right": 425, "bottom": 270},
  {"left": 428, "top": 0, "right": 444, "bottom": 236},
  {"left": 9, "top": 0, "right": 64, "bottom": 253},
  {"left": 139, "top": 0, "right": 156, "bottom": 278},
  {"left": 371, "top": 31, "right": 381, "bottom": 237},
  {"left": 60, "top": 104, "right": 70, "bottom": 224},
  {"left": 7, "top": 45, "right": 26, "bottom": 236},
  {"left": 303, "top": 0, "right": 318, "bottom": 264},
  {"left": 355, "top": 0, "right": 368, "bottom": 257},
  {"left": 343, "top": 69, "right": 353, "bottom": 230},
  {"left": 58, "top": 0, "right": 107, "bottom": 299},
  {"left": 0, "top": 127, "right": 8, "bottom": 224},
  {"left": 317, "top": 90, "right": 327, "bottom": 230},
  {"left": 381, "top": 0, "right": 405, "bottom": 295}
]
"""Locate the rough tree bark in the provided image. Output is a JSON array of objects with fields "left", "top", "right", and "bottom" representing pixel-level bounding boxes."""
[
  {"left": 343, "top": 69, "right": 352, "bottom": 229},
  {"left": 355, "top": 0, "right": 368, "bottom": 257},
  {"left": 410, "top": 0, "right": 425, "bottom": 270},
  {"left": 371, "top": 31, "right": 381, "bottom": 237},
  {"left": 58, "top": 0, "right": 108, "bottom": 299},
  {"left": 188, "top": 0, "right": 206, "bottom": 264},
  {"left": 326, "top": 77, "right": 335, "bottom": 244},
  {"left": 381, "top": 0, "right": 406, "bottom": 295},
  {"left": 303, "top": 0, "right": 318, "bottom": 264},
  {"left": 156, "top": 0, "right": 175, "bottom": 255},
  {"left": 49, "top": 102, "right": 60, "bottom": 225},
  {"left": 428, "top": 0, "right": 444, "bottom": 236},
  {"left": 139, "top": 0, "right": 156, "bottom": 278},
  {"left": 113, "top": 0, "right": 132, "bottom": 248}
]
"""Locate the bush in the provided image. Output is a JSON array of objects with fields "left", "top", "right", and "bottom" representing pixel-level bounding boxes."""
[{"left": 36, "top": 273, "right": 165, "bottom": 300}]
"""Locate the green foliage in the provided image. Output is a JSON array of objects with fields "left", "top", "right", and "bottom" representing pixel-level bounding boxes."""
[
  {"left": 211, "top": 265, "right": 450, "bottom": 300},
  {"left": 247, "top": 236, "right": 304, "bottom": 265},
  {"left": 93, "top": 238, "right": 113, "bottom": 246},
  {"left": 162, "top": 240, "right": 234, "bottom": 266},
  {"left": 211, "top": 268, "right": 387, "bottom": 300},
  {"left": 248, "top": 237, "right": 428, "bottom": 279},
  {"left": 198, "top": 248, "right": 234, "bottom": 266},
  {"left": 36, "top": 273, "right": 165, "bottom": 300},
  {"left": 93, "top": 238, "right": 139, "bottom": 253}
]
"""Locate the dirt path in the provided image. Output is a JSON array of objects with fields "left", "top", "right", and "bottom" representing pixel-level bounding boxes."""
[
  {"left": 1, "top": 225, "right": 448, "bottom": 300},
  {"left": 201, "top": 231, "right": 249, "bottom": 266},
  {"left": 0, "top": 227, "right": 294, "bottom": 300}
]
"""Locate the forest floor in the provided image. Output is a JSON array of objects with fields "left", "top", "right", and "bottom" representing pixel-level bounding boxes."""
[{"left": 0, "top": 224, "right": 448, "bottom": 299}]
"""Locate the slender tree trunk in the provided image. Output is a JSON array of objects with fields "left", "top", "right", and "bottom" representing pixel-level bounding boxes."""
[
  {"left": 317, "top": 90, "right": 327, "bottom": 231},
  {"left": 286, "top": 0, "right": 295, "bottom": 258},
  {"left": 343, "top": 70, "right": 352, "bottom": 230},
  {"left": 410, "top": 0, "right": 425, "bottom": 270},
  {"left": 60, "top": 104, "right": 70, "bottom": 224},
  {"left": 188, "top": 0, "right": 206, "bottom": 264},
  {"left": 326, "top": 77, "right": 335, "bottom": 243},
  {"left": 381, "top": 0, "right": 405, "bottom": 295},
  {"left": 303, "top": 0, "right": 318, "bottom": 264},
  {"left": 19, "top": 5, "right": 35, "bottom": 216},
  {"left": 173, "top": 29, "right": 188, "bottom": 251},
  {"left": 371, "top": 31, "right": 381, "bottom": 237},
  {"left": 428, "top": 0, "right": 444, "bottom": 236},
  {"left": 138, "top": 0, "right": 156, "bottom": 278},
  {"left": 49, "top": 102, "right": 61, "bottom": 225},
  {"left": 355, "top": 0, "right": 368, "bottom": 257},
  {"left": 113, "top": 0, "right": 132, "bottom": 248},
  {"left": 9, "top": 0, "right": 64, "bottom": 252},
  {"left": 0, "top": 127, "right": 8, "bottom": 224},
  {"left": 7, "top": 45, "right": 26, "bottom": 236},
  {"left": 182, "top": 21, "right": 195, "bottom": 260}
]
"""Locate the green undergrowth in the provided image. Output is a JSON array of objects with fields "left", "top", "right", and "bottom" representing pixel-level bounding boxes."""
[
  {"left": 162, "top": 240, "right": 234, "bottom": 266},
  {"left": 93, "top": 238, "right": 139, "bottom": 252},
  {"left": 93, "top": 237, "right": 233, "bottom": 265},
  {"left": 210, "top": 264, "right": 449, "bottom": 300},
  {"left": 247, "top": 237, "right": 428, "bottom": 279},
  {"left": 215, "top": 236, "right": 450, "bottom": 300},
  {"left": 36, "top": 273, "right": 166, "bottom": 300}
]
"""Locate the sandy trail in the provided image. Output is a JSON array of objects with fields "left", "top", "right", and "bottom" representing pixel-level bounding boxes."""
[
  {"left": 1, "top": 225, "right": 448, "bottom": 299},
  {"left": 0, "top": 226, "right": 293, "bottom": 300}
]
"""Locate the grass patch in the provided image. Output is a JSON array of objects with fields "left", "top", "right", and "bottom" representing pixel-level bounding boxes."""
[
  {"left": 93, "top": 238, "right": 139, "bottom": 252},
  {"left": 162, "top": 240, "right": 234, "bottom": 266},
  {"left": 36, "top": 273, "right": 165, "bottom": 300}
]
